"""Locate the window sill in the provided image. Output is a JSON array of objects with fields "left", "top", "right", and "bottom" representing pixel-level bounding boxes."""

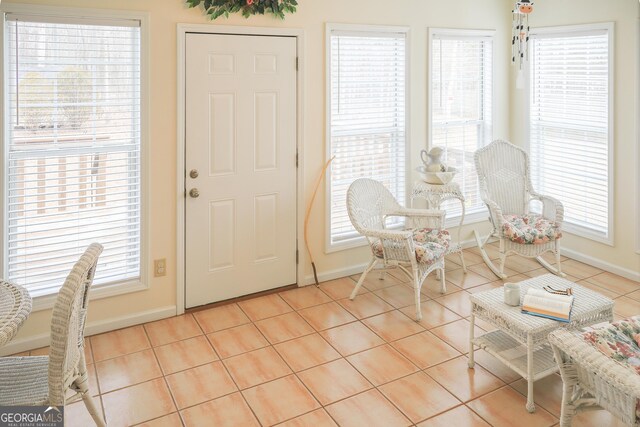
[
  {"left": 31, "top": 278, "right": 149, "bottom": 312},
  {"left": 562, "top": 223, "right": 613, "bottom": 247}
]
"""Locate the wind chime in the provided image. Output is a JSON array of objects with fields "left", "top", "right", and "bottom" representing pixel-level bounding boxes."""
[{"left": 512, "top": 0, "right": 534, "bottom": 88}]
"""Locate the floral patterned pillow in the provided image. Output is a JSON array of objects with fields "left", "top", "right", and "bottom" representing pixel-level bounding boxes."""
[
  {"left": 503, "top": 214, "right": 562, "bottom": 245},
  {"left": 581, "top": 316, "right": 640, "bottom": 374}
]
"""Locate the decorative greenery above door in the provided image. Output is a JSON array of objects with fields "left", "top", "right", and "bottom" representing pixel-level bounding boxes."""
[{"left": 186, "top": 0, "right": 298, "bottom": 19}]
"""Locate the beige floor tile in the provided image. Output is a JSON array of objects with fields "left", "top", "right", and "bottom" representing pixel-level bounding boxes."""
[
  {"left": 379, "top": 372, "right": 460, "bottom": 423},
  {"left": 468, "top": 263, "right": 518, "bottom": 281},
  {"left": 91, "top": 325, "right": 151, "bottom": 362},
  {"left": 154, "top": 335, "right": 218, "bottom": 375},
  {"left": 193, "top": 303, "right": 250, "bottom": 333},
  {"left": 319, "top": 321, "right": 385, "bottom": 356},
  {"left": 347, "top": 344, "right": 418, "bottom": 386},
  {"left": 102, "top": 378, "right": 176, "bottom": 427},
  {"left": 627, "top": 289, "right": 640, "bottom": 302},
  {"left": 524, "top": 269, "right": 579, "bottom": 283},
  {"left": 373, "top": 284, "right": 428, "bottom": 309},
  {"left": 96, "top": 348, "right": 163, "bottom": 393},
  {"left": 238, "top": 294, "right": 293, "bottom": 322},
  {"left": 135, "top": 412, "right": 182, "bottom": 427},
  {"left": 613, "top": 296, "right": 640, "bottom": 319},
  {"left": 319, "top": 277, "right": 360, "bottom": 300},
  {"left": 392, "top": 331, "right": 461, "bottom": 369},
  {"left": 274, "top": 333, "right": 341, "bottom": 372},
  {"left": 166, "top": 361, "right": 237, "bottom": 409},
  {"left": 425, "top": 356, "right": 504, "bottom": 402},
  {"left": 434, "top": 291, "right": 472, "bottom": 317},
  {"left": 298, "top": 302, "right": 357, "bottom": 331},
  {"left": 144, "top": 314, "right": 203, "bottom": 347},
  {"left": 472, "top": 350, "right": 521, "bottom": 384},
  {"left": 511, "top": 374, "right": 563, "bottom": 417},
  {"left": 206, "top": 323, "right": 269, "bottom": 359},
  {"left": 587, "top": 272, "right": 640, "bottom": 295},
  {"left": 276, "top": 409, "right": 337, "bottom": 427},
  {"left": 504, "top": 256, "right": 542, "bottom": 274},
  {"left": 63, "top": 397, "right": 106, "bottom": 427},
  {"left": 352, "top": 270, "right": 405, "bottom": 291},
  {"left": 467, "top": 386, "right": 557, "bottom": 427},
  {"left": 540, "top": 251, "right": 569, "bottom": 264},
  {"left": 431, "top": 319, "right": 478, "bottom": 354},
  {"left": 243, "top": 375, "right": 321, "bottom": 426},
  {"left": 466, "top": 281, "right": 504, "bottom": 295},
  {"left": 325, "top": 389, "right": 411, "bottom": 427},
  {"left": 223, "top": 346, "right": 292, "bottom": 389},
  {"left": 84, "top": 339, "right": 94, "bottom": 365},
  {"left": 180, "top": 392, "right": 260, "bottom": 427},
  {"left": 416, "top": 405, "right": 490, "bottom": 427},
  {"left": 399, "top": 300, "right": 462, "bottom": 329},
  {"left": 421, "top": 277, "right": 462, "bottom": 298},
  {"left": 467, "top": 244, "right": 502, "bottom": 261},
  {"left": 255, "top": 312, "right": 315, "bottom": 344},
  {"left": 338, "top": 292, "right": 395, "bottom": 319},
  {"left": 29, "top": 346, "right": 49, "bottom": 356},
  {"left": 572, "top": 409, "right": 629, "bottom": 426},
  {"left": 456, "top": 251, "right": 485, "bottom": 266},
  {"left": 279, "top": 286, "right": 332, "bottom": 310},
  {"left": 445, "top": 270, "right": 492, "bottom": 290},
  {"left": 298, "top": 358, "right": 372, "bottom": 405},
  {"left": 361, "top": 310, "right": 424, "bottom": 342},
  {"left": 560, "top": 259, "right": 603, "bottom": 279},
  {"left": 575, "top": 279, "right": 620, "bottom": 300}
]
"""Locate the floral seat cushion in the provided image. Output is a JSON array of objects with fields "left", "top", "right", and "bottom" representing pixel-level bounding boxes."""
[
  {"left": 371, "top": 228, "right": 450, "bottom": 266},
  {"left": 502, "top": 214, "right": 562, "bottom": 245},
  {"left": 581, "top": 316, "right": 640, "bottom": 419}
]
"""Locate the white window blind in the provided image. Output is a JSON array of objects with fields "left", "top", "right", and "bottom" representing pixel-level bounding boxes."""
[
  {"left": 529, "top": 27, "right": 611, "bottom": 240},
  {"left": 430, "top": 32, "right": 493, "bottom": 218},
  {"left": 328, "top": 28, "right": 407, "bottom": 248},
  {"left": 5, "top": 16, "right": 142, "bottom": 296}
]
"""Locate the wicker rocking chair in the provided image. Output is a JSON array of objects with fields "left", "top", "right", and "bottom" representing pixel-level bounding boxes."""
[
  {"left": 0, "top": 243, "right": 105, "bottom": 427},
  {"left": 347, "top": 179, "right": 449, "bottom": 321},
  {"left": 473, "top": 139, "right": 565, "bottom": 279}
]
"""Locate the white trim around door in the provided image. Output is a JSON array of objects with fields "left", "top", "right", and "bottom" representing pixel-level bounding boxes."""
[{"left": 176, "top": 24, "right": 305, "bottom": 315}]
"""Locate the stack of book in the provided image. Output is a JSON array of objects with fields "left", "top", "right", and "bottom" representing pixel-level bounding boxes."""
[{"left": 521, "top": 288, "right": 574, "bottom": 322}]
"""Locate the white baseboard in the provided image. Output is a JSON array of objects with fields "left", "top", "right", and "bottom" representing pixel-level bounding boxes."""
[
  {"left": 0, "top": 305, "right": 177, "bottom": 356},
  {"left": 560, "top": 248, "right": 640, "bottom": 282}
]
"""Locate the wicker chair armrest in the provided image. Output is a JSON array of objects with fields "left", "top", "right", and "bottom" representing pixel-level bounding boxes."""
[
  {"left": 481, "top": 197, "right": 506, "bottom": 228},
  {"left": 360, "top": 228, "right": 413, "bottom": 241},
  {"left": 549, "top": 329, "right": 640, "bottom": 398},
  {"left": 387, "top": 208, "right": 445, "bottom": 230},
  {"left": 531, "top": 192, "right": 564, "bottom": 224}
]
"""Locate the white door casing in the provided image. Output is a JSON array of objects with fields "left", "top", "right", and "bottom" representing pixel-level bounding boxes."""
[{"left": 185, "top": 33, "right": 298, "bottom": 308}]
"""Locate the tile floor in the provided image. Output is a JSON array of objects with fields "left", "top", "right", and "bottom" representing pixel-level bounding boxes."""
[{"left": 18, "top": 248, "right": 640, "bottom": 427}]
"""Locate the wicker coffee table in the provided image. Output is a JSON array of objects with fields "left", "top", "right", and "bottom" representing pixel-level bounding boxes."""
[{"left": 468, "top": 274, "right": 614, "bottom": 413}]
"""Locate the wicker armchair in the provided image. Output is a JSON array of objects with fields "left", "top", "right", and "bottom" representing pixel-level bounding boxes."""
[
  {"left": 347, "top": 179, "right": 449, "bottom": 321},
  {"left": 550, "top": 326, "right": 640, "bottom": 427},
  {"left": 473, "top": 139, "right": 564, "bottom": 279},
  {"left": 0, "top": 243, "right": 105, "bottom": 427}
]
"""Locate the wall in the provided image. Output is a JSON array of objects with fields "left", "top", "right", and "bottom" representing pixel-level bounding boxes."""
[
  {"left": 509, "top": 0, "right": 640, "bottom": 278},
  {"left": 1, "top": 0, "right": 509, "bottom": 353}
]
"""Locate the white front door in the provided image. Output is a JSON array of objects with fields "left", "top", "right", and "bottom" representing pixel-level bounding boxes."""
[{"left": 185, "top": 33, "right": 298, "bottom": 309}]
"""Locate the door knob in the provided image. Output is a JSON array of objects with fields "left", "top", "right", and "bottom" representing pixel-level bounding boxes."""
[
  {"left": 189, "top": 169, "right": 199, "bottom": 179},
  {"left": 189, "top": 188, "right": 200, "bottom": 198}
]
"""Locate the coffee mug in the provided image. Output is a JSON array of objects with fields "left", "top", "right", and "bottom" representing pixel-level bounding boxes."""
[{"left": 503, "top": 283, "right": 521, "bottom": 307}]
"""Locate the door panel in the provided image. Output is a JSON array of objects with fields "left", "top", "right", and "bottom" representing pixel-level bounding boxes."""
[{"left": 185, "top": 33, "right": 297, "bottom": 308}]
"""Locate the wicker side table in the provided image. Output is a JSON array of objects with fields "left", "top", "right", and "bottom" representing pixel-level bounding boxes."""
[
  {"left": 411, "top": 181, "right": 466, "bottom": 271},
  {"left": 0, "top": 280, "right": 32, "bottom": 347},
  {"left": 468, "top": 275, "right": 614, "bottom": 413}
]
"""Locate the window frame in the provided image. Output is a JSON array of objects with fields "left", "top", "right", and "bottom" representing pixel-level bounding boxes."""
[
  {"left": 427, "top": 28, "right": 496, "bottom": 228},
  {"left": 525, "top": 22, "right": 615, "bottom": 245},
  {"left": 325, "top": 23, "right": 411, "bottom": 253},
  {"left": 0, "top": 3, "right": 150, "bottom": 311}
]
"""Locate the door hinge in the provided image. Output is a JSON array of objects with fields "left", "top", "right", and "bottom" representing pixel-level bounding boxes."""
[
  {"left": 296, "top": 249, "right": 299, "bottom": 264},
  {"left": 295, "top": 152, "right": 299, "bottom": 168},
  {"left": 296, "top": 57, "right": 299, "bottom": 71}
]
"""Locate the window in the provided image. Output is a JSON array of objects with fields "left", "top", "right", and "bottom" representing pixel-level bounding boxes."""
[
  {"left": 327, "top": 25, "right": 408, "bottom": 250},
  {"left": 529, "top": 24, "right": 612, "bottom": 243},
  {"left": 4, "top": 13, "right": 144, "bottom": 297},
  {"left": 429, "top": 29, "right": 494, "bottom": 219}
]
